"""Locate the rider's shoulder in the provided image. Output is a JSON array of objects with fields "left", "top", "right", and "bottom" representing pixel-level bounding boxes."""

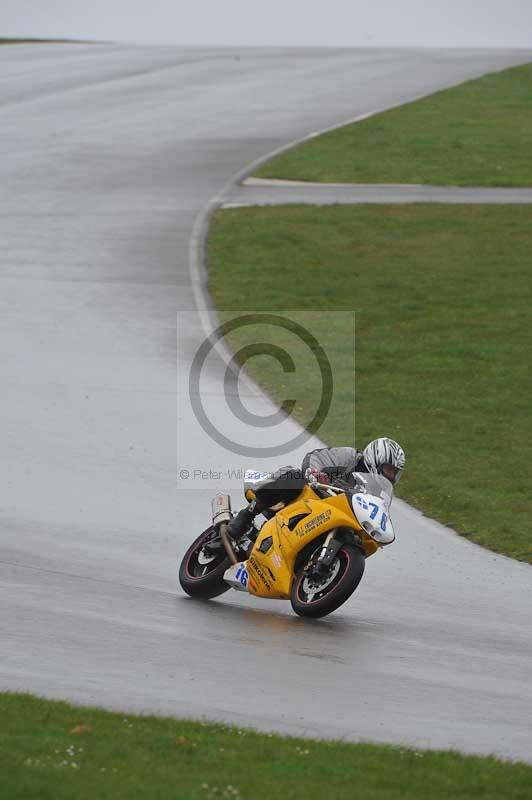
[{"left": 326, "top": 445, "right": 361, "bottom": 460}]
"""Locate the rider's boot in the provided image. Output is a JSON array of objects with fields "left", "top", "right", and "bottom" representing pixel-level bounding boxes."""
[{"left": 227, "top": 503, "right": 260, "bottom": 544}]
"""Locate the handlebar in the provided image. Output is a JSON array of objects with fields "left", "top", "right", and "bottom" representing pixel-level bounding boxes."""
[{"left": 312, "top": 482, "right": 345, "bottom": 496}]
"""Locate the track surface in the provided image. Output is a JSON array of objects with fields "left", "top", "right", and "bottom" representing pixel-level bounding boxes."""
[{"left": 1, "top": 44, "right": 532, "bottom": 763}]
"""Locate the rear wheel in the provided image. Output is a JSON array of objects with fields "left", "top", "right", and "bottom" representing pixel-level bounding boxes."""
[
  {"left": 290, "top": 543, "right": 365, "bottom": 618},
  {"left": 179, "top": 527, "right": 232, "bottom": 599}
]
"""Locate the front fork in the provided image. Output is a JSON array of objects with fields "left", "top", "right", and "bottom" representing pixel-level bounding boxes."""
[
  {"left": 304, "top": 529, "right": 342, "bottom": 575},
  {"left": 306, "top": 528, "right": 362, "bottom": 575}
]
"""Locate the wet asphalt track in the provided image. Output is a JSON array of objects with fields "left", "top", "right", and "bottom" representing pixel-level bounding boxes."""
[{"left": 1, "top": 43, "right": 532, "bottom": 763}]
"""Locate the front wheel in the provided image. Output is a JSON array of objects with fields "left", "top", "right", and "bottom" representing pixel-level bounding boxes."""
[
  {"left": 291, "top": 543, "right": 365, "bottom": 618},
  {"left": 179, "top": 527, "right": 232, "bottom": 600}
]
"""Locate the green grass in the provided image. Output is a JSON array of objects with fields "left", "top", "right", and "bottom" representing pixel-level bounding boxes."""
[
  {"left": 207, "top": 204, "right": 532, "bottom": 562},
  {"left": 3, "top": 692, "right": 532, "bottom": 800},
  {"left": 254, "top": 62, "right": 532, "bottom": 186}
]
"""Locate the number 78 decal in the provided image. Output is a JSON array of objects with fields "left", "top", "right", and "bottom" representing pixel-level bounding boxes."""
[
  {"left": 369, "top": 502, "right": 388, "bottom": 531},
  {"left": 355, "top": 496, "right": 388, "bottom": 532}
]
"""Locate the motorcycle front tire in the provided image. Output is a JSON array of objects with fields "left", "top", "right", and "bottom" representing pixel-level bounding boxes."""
[{"left": 290, "top": 543, "right": 365, "bottom": 619}]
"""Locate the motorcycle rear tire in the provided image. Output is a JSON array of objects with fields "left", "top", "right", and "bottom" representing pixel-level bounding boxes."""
[
  {"left": 291, "top": 543, "right": 365, "bottom": 619},
  {"left": 179, "top": 527, "right": 232, "bottom": 600}
]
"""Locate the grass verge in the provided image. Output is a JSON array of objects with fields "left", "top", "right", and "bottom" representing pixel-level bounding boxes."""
[
  {"left": 207, "top": 204, "right": 532, "bottom": 562},
  {"left": 254, "top": 62, "right": 532, "bottom": 186},
  {"left": 3, "top": 692, "right": 532, "bottom": 800}
]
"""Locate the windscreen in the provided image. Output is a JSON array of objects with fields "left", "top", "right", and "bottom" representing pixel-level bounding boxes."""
[{"left": 350, "top": 472, "right": 393, "bottom": 510}]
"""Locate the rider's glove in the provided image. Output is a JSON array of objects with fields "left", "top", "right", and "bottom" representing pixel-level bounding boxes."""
[{"left": 304, "top": 467, "right": 330, "bottom": 486}]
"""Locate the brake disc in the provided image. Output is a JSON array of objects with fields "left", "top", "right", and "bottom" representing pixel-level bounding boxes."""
[
  {"left": 302, "top": 558, "right": 341, "bottom": 600},
  {"left": 198, "top": 550, "right": 217, "bottom": 565}
]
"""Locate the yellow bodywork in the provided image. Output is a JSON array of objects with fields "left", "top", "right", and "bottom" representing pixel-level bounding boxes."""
[{"left": 245, "top": 485, "right": 380, "bottom": 599}]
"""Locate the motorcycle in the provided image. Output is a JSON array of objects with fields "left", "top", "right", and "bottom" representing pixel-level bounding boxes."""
[{"left": 179, "top": 466, "right": 396, "bottom": 618}]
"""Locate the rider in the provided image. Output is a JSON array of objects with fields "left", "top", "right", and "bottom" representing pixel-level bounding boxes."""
[{"left": 227, "top": 437, "right": 405, "bottom": 542}]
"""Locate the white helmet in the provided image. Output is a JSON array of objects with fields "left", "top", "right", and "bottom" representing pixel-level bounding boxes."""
[{"left": 363, "top": 437, "right": 405, "bottom": 485}]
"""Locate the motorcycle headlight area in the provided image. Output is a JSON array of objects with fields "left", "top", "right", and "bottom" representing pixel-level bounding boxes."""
[{"left": 351, "top": 493, "right": 395, "bottom": 545}]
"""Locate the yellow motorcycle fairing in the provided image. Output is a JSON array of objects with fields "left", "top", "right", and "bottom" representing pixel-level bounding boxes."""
[{"left": 245, "top": 484, "right": 380, "bottom": 599}]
